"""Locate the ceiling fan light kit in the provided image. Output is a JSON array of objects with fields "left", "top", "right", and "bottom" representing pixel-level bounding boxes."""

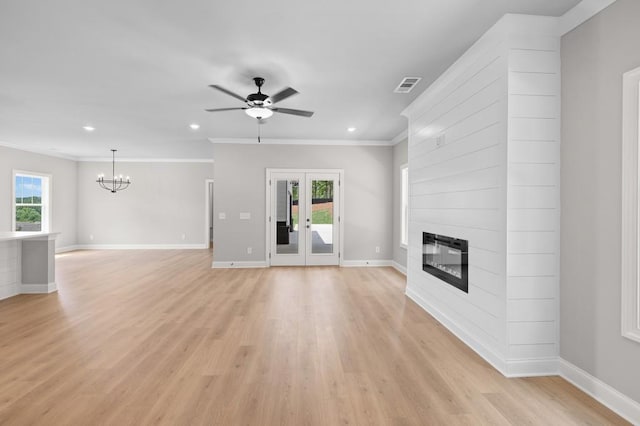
[{"left": 245, "top": 107, "right": 273, "bottom": 119}]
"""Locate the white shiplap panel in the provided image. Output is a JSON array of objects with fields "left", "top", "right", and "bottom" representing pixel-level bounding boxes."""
[
  {"left": 507, "top": 231, "right": 556, "bottom": 254},
  {"left": 412, "top": 208, "right": 501, "bottom": 231},
  {"left": 509, "top": 50, "right": 558, "bottom": 73},
  {"left": 509, "top": 117, "right": 559, "bottom": 141},
  {"left": 508, "top": 276, "right": 558, "bottom": 300},
  {"left": 507, "top": 209, "right": 556, "bottom": 232},
  {"left": 507, "top": 253, "right": 557, "bottom": 277},
  {"left": 409, "top": 222, "right": 502, "bottom": 254},
  {"left": 412, "top": 166, "right": 501, "bottom": 195},
  {"left": 469, "top": 265, "right": 503, "bottom": 296},
  {"left": 412, "top": 188, "right": 501, "bottom": 210},
  {"left": 508, "top": 321, "right": 556, "bottom": 345},
  {"left": 406, "top": 16, "right": 560, "bottom": 373},
  {"left": 411, "top": 144, "right": 502, "bottom": 183},
  {"left": 509, "top": 34, "right": 559, "bottom": 52},
  {"left": 509, "top": 73, "right": 558, "bottom": 97},
  {"left": 507, "top": 186, "right": 557, "bottom": 209},
  {"left": 411, "top": 101, "right": 504, "bottom": 159},
  {"left": 411, "top": 74, "right": 504, "bottom": 140},
  {"left": 507, "top": 140, "right": 559, "bottom": 163},
  {"left": 413, "top": 123, "right": 503, "bottom": 166},
  {"left": 508, "top": 299, "right": 556, "bottom": 322},
  {"left": 412, "top": 274, "right": 502, "bottom": 340},
  {"left": 508, "top": 163, "right": 557, "bottom": 186},
  {"left": 508, "top": 343, "right": 557, "bottom": 359}
]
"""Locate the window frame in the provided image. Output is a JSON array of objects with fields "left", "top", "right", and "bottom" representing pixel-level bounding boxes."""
[
  {"left": 621, "top": 66, "right": 640, "bottom": 344},
  {"left": 12, "top": 170, "right": 52, "bottom": 233},
  {"left": 400, "top": 163, "right": 409, "bottom": 249}
]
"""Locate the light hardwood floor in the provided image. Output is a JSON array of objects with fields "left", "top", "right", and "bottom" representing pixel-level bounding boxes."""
[{"left": 0, "top": 250, "right": 629, "bottom": 425}]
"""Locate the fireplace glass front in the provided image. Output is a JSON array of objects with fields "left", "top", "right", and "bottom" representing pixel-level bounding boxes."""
[{"left": 422, "top": 232, "right": 468, "bottom": 293}]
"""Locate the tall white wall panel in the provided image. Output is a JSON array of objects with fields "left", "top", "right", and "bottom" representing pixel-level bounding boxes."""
[{"left": 403, "top": 14, "right": 560, "bottom": 377}]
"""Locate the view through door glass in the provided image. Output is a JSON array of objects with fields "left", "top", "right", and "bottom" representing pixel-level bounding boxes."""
[
  {"left": 310, "top": 179, "right": 334, "bottom": 254},
  {"left": 275, "top": 179, "right": 300, "bottom": 254}
]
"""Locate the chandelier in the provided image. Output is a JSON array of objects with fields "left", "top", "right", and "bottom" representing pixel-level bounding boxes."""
[{"left": 96, "top": 149, "right": 131, "bottom": 193}]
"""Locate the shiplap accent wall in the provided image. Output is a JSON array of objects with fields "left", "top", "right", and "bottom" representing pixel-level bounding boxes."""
[
  {"left": 0, "top": 241, "right": 19, "bottom": 300},
  {"left": 403, "top": 14, "right": 560, "bottom": 377}
]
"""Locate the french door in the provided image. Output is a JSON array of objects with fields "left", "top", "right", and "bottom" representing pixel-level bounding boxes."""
[{"left": 268, "top": 170, "right": 341, "bottom": 266}]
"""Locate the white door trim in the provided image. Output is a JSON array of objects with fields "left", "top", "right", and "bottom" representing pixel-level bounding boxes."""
[
  {"left": 204, "top": 179, "right": 214, "bottom": 250},
  {"left": 266, "top": 168, "right": 344, "bottom": 267}
]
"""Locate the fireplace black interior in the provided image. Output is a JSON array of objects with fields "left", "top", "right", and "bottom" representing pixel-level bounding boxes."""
[{"left": 423, "top": 232, "right": 468, "bottom": 293}]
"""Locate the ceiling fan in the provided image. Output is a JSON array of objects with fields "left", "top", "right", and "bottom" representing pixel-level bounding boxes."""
[{"left": 205, "top": 77, "right": 314, "bottom": 120}]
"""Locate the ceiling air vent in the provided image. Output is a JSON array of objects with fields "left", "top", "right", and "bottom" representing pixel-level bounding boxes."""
[{"left": 394, "top": 77, "right": 422, "bottom": 93}]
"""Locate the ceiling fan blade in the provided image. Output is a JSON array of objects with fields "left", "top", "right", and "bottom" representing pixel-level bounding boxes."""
[
  {"left": 204, "top": 107, "right": 247, "bottom": 112},
  {"left": 268, "top": 87, "right": 298, "bottom": 104},
  {"left": 271, "top": 107, "right": 314, "bottom": 117},
  {"left": 209, "top": 85, "right": 247, "bottom": 102}
]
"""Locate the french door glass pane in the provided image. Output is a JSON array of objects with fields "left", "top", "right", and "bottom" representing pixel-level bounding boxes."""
[
  {"left": 275, "top": 179, "right": 299, "bottom": 254},
  {"left": 310, "top": 180, "right": 334, "bottom": 254}
]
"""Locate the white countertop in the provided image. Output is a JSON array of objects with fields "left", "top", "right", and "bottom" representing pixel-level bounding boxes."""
[{"left": 0, "top": 232, "right": 60, "bottom": 242}]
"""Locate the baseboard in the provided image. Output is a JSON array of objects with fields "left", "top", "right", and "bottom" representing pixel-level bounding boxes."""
[
  {"left": 405, "top": 285, "right": 509, "bottom": 375},
  {"left": 71, "top": 244, "right": 208, "bottom": 250},
  {"left": 391, "top": 261, "right": 407, "bottom": 275},
  {"left": 56, "top": 245, "right": 80, "bottom": 253},
  {"left": 342, "top": 260, "right": 392, "bottom": 267},
  {"left": 0, "top": 285, "right": 19, "bottom": 301},
  {"left": 211, "top": 261, "right": 268, "bottom": 269},
  {"left": 504, "top": 357, "right": 558, "bottom": 377},
  {"left": 20, "top": 282, "right": 57, "bottom": 294},
  {"left": 558, "top": 358, "right": 640, "bottom": 424}
]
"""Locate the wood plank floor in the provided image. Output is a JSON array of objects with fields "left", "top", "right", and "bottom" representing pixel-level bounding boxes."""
[{"left": 0, "top": 249, "right": 629, "bottom": 425}]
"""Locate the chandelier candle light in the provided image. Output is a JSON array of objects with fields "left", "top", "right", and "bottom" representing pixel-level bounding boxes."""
[{"left": 96, "top": 149, "right": 131, "bottom": 193}]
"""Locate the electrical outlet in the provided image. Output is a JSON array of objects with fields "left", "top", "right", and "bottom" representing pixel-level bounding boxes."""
[
  {"left": 89, "top": 234, "right": 94, "bottom": 241},
  {"left": 375, "top": 246, "right": 380, "bottom": 253},
  {"left": 247, "top": 247, "right": 252, "bottom": 254},
  {"left": 181, "top": 233, "right": 186, "bottom": 240},
  {"left": 219, "top": 212, "right": 226, "bottom": 220}
]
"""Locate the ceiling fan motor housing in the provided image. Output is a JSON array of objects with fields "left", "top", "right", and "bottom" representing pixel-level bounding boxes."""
[{"left": 247, "top": 92, "right": 269, "bottom": 105}]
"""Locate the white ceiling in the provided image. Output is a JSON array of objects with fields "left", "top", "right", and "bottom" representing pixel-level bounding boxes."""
[{"left": 0, "top": 0, "right": 581, "bottom": 159}]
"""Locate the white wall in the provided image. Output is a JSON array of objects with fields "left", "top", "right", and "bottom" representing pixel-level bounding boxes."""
[
  {"left": 77, "top": 161, "right": 213, "bottom": 247},
  {"left": 0, "top": 146, "right": 78, "bottom": 249},
  {"left": 561, "top": 0, "right": 640, "bottom": 403},
  {"left": 212, "top": 143, "right": 393, "bottom": 263},
  {"left": 392, "top": 139, "right": 408, "bottom": 271},
  {"left": 403, "top": 14, "right": 561, "bottom": 376}
]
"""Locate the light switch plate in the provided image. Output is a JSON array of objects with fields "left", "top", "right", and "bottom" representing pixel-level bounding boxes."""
[
  {"left": 219, "top": 212, "right": 226, "bottom": 220},
  {"left": 239, "top": 212, "right": 251, "bottom": 220}
]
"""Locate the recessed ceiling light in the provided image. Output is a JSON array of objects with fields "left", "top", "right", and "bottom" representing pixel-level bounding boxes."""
[
  {"left": 347, "top": 127, "right": 356, "bottom": 132},
  {"left": 83, "top": 125, "right": 95, "bottom": 132},
  {"left": 189, "top": 123, "right": 200, "bottom": 130}
]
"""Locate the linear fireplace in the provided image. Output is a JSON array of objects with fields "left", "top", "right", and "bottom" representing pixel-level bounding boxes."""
[{"left": 423, "top": 232, "right": 468, "bottom": 293}]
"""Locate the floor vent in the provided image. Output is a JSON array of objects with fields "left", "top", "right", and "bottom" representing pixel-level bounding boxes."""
[{"left": 394, "top": 77, "right": 422, "bottom": 93}]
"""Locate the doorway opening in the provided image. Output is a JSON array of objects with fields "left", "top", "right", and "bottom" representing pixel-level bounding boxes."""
[{"left": 266, "top": 169, "right": 344, "bottom": 266}]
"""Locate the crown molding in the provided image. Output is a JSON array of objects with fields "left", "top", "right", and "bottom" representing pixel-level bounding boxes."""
[
  {"left": 77, "top": 157, "right": 214, "bottom": 163},
  {"left": 391, "top": 129, "right": 408, "bottom": 145},
  {"left": 208, "top": 137, "right": 393, "bottom": 146},
  {"left": 560, "top": 0, "right": 618, "bottom": 35},
  {"left": 0, "top": 141, "right": 78, "bottom": 161}
]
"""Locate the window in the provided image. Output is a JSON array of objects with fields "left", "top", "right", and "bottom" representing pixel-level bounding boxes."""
[
  {"left": 621, "top": 66, "right": 640, "bottom": 344},
  {"left": 13, "top": 171, "right": 50, "bottom": 233},
  {"left": 401, "top": 164, "right": 408, "bottom": 247}
]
